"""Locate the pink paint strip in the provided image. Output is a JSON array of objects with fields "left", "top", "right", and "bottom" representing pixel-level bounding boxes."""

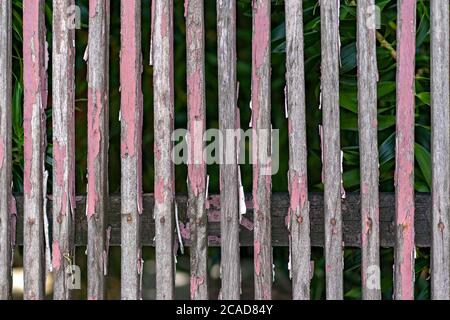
[
  {"left": 395, "top": 0, "right": 416, "bottom": 300},
  {"left": 52, "top": 241, "right": 61, "bottom": 271},
  {"left": 190, "top": 276, "right": 204, "bottom": 298},
  {"left": 154, "top": 177, "right": 165, "bottom": 204},
  {"left": 86, "top": 88, "right": 103, "bottom": 219},
  {"left": 23, "top": 0, "right": 46, "bottom": 196},
  {"left": 254, "top": 240, "right": 261, "bottom": 276}
]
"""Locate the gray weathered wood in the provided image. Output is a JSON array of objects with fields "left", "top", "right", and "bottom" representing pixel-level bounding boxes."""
[
  {"left": 252, "top": 0, "right": 272, "bottom": 301},
  {"left": 320, "top": 0, "right": 343, "bottom": 300},
  {"left": 285, "top": 0, "right": 310, "bottom": 300},
  {"left": 52, "top": 0, "right": 76, "bottom": 300},
  {"left": 23, "top": 0, "right": 47, "bottom": 300},
  {"left": 87, "top": 0, "right": 110, "bottom": 300},
  {"left": 217, "top": 0, "right": 241, "bottom": 300},
  {"left": 153, "top": 0, "right": 175, "bottom": 300},
  {"left": 430, "top": 0, "right": 450, "bottom": 301},
  {"left": 357, "top": 0, "right": 381, "bottom": 300},
  {"left": 394, "top": 0, "right": 416, "bottom": 301},
  {"left": 0, "top": 0, "right": 12, "bottom": 300},
  {"left": 12, "top": 193, "right": 434, "bottom": 248},
  {"left": 120, "top": 0, "right": 143, "bottom": 301},
  {"left": 186, "top": 0, "right": 208, "bottom": 300}
]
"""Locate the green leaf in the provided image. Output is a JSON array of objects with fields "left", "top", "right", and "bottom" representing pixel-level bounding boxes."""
[
  {"left": 416, "top": 92, "right": 430, "bottom": 106},
  {"left": 415, "top": 143, "right": 431, "bottom": 189}
]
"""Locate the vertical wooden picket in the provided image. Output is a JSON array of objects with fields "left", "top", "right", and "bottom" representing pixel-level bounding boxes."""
[
  {"left": 185, "top": 0, "right": 208, "bottom": 300},
  {"left": 153, "top": 0, "right": 175, "bottom": 300},
  {"left": 0, "top": 0, "right": 12, "bottom": 300},
  {"left": 52, "top": 0, "right": 76, "bottom": 300},
  {"left": 394, "top": 0, "right": 416, "bottom": 301},
  {"left": 320, "top": 0, "right": 343, "bottom": 300},
  {"left": 431, "top": 0, "right": 450, "bottom": 300},
  {"left": 87, "top": 0, "right": 110, "bottom": 300},
  {"left": 216, "top": 0, "right": 240, "bottom": 300},
  {"left": 252, "top": 0, "right": 272, "bottom": 301},
  {"left": 285, "top": 0, "right": 310, "bottom": 300},
  {"left": 120, "top": 0, "right": 143, "bottom": 300},
  {"left": 23, "top": 0, "right": 47, "bottom": 300},
  {"left": 357, "top": 0, "right": 381, "bottom": 300}
]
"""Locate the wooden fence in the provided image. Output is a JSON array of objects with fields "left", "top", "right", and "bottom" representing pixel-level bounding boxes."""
[{"left": 0, "top": 0, "right": 449, "bottom": 300}]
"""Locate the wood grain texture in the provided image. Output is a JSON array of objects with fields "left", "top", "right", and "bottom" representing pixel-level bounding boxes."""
[
  {"left": 430, "top": 0, "right": 450, "bottom": 301},
  {"left": 356, "top": 0, "right": 381, "bottom": 300},
  {"left": 252, "top": 0, "right": 272, "bottom": 301},
  {"left": 285, "top": 0, "right": 310, "bottom": 300},
  {"left": 185, "top": 0, "right": 208, "bottom": 300},
  {"left": 0, "top": 0, "right": 12, "bottom": 300},
  {"left": 394, "top": 0, "right": 416, "bottom": 301},
  {"left": 11, "top": 193, "right": 434, "bottom": 247},
  {"left": 52, "top": 0, "right": 76, "bottom": 300},
  {"left": 320, "top": 0, "right": 343, "bottom": 300},
  {"left": 120, "top": 0, "right": 143, "bottom": 301},
  {"left": 217, "top": 0, "right": 240, "bottom": 300},
  {"left": 153, "top": 0, "right": 175, "bottom": 300},
  {"left": 87, "top": 0, "right": 110, "bottom": 300},
  {"left": 23, "top": 0, "right": 47, "bottom": 300}
]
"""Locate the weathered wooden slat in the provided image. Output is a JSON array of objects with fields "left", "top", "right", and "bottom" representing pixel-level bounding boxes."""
[
  {"left": 52, "top": 0, "right": 76, "bottom": 300},
  {"left": 357, "top": 0, "right": 381, "bottom": 300},
  {"left": 185, "top": 0, "right": 208, "bottom": 300},
  {"left": 153, "top": 0, "right": 175, "bottom": 300},
  {"left": 252, "top": 0, "right": 272, "bottom": 301},
  {"left": 217, "top": 0, "right": 241, "bottom": 300},
  {"left": 23, "top": 0, "right": 47, "bottom": 300},
  {"left": 285, "top": 0, "right": 310, "bottom": 300},
  {"left": 320, "top": 0, "right": 343, "bottom": 300},
  {"left": 0, "top": 0, "right": 12, "bottom": 300},
  {"left": 87, "top": 0, "right": 110, "bottom": 301},
  {"left": 394, "top": 0, "right": 416, "bottom": 301},
  {"left": 120, "top": 0, "right": 143, "bottom": 301},
  {"left": 430, "top": 0, "right": 450, "bottom": 300},
  {"left": 12, "top": 193, "right": 433, "bottom": 248}
]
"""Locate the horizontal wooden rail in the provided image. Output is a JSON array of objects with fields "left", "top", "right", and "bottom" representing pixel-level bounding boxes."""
[{"left": 11, "top": 193, "right": 432, "bottom": 247}]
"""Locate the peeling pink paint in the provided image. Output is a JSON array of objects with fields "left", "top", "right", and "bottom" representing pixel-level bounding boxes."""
[
  {"left": 120, "top": 5, "right": 140, "bottom": 159},
  {"left": 160, "top": 3, "right": 168, "bottom": 38},
  {"left": 89, "top": 0, "right": 98, "bottom": 18},
  {"left": 184, "top": 0, "right": 189, "bottom": 18},
  {"left": 251, "top": 0, "right": 270, "bottom": 215},
  {"left": 180, "top": 222, "right": 190, "bottom": 240},
  {"left": 289, "top": 173, "right": 307, "bottom": 213},
  {"left": 52, "top": 241, "right": 61, "bottom": 271},
  {"left": 87, "top": 88, "right": 103, "bottom": 219},
  {"left": 240, "top": 217, "right": 254, "bottom": 231},
  {"left": 254, "top": 240, "right": 261, "bottom": 276},
  {"left": 395, "top": 0, "right": 416, "bottom": 300},
  {"left": 187, "top": 66, "right": 205, "bottom": 198},
  {"left": 154, "top": 143, "right": 161, "bottom": 161},
  {"left": 53, "top": 141, "right": 66, "bottom": 187},
  {"left": 190, "top": 276, "right": 204, "bottom": 298},
  {"left": 155, "top": 177, "right": 165, "bottom": 204},
  {"left": 120, "top": 0, "right": 143, "bottom": 216},
  {"left": 23, "top": 0, "right": 47, "bottom": 197}
]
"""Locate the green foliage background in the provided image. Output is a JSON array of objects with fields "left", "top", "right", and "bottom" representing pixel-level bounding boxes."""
[{"left": 8, "top": 0, "right": 432, "bottom": 299}]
